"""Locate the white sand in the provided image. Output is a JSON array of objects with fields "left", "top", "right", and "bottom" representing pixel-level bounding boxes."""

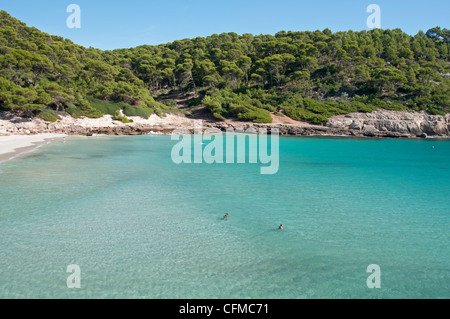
[{"left": 0, "top": 134, "right": 67, "bottom": 160}]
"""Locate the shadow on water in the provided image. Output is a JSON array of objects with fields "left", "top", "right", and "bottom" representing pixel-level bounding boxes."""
[{"left": 65, "top": 154, "right": 106, "bottom": 160}]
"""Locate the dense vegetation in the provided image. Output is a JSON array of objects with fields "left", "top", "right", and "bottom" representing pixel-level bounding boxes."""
[{"left": 0, "top": 10, "right": 449, "bottom": 124}]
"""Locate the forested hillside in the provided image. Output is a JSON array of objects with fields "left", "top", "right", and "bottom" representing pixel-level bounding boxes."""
[{"left": 0, "top": 10, "right": 449, "bottom": 124}]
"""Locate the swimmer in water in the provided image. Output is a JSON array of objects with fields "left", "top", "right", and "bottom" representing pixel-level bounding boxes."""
[
  {"left": 224, "top": 213, "right": 229, "bottom": 219},
  {"left": 279, "top": 224, "right": 283, "bottom": 230}
]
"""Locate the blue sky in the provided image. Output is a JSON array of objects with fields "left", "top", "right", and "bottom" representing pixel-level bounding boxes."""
[{"left": 1, "top": 0, "right": 448, "bottom": 50}]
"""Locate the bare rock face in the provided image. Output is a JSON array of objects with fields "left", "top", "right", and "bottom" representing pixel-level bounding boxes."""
[{"left": 327, "top": 110, "right": 450, "bottom": 137}]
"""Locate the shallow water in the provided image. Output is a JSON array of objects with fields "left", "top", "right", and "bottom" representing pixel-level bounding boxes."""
[{"left": 0, "top": 135, "right": 448, "bottom": 298}]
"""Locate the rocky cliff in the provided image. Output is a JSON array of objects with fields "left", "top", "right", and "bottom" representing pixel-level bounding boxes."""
[
  {"left": 204, "top": 110, "right": 450, "bottom": 138},
  {"left": 325, "top": 110, "right": 450, "bottom": 138}
]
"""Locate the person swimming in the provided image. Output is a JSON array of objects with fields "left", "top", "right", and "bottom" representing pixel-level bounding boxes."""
[
  {"left": 278, "top": 224, "right": 283, "bottom": 230},
  {"left": 224, "top": 213, "right": 229, "bottom": 219}
]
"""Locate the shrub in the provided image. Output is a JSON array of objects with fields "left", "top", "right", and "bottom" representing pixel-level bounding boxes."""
[
  {"left": 37, "top": 109, "right": 59, "bottom": 122},
  {"left": 66, "top": 104, "right": 82, "bottom": 118},
  {"left": 238, "top": 108, "right": 273, "bottom": 123},
  {"left": 113, "top": 110, "right": 134, "bottom": 123},
  {"left": 72, "top": 95, "right": 104, "bottom": 118},
  {"left": 427, "top": 107, "right": 446, "bottom": 116},
  {"left": 123, "top": 105, "right": 153, "bottom": 119},
  {"left": 202, "top": 90, "right": 273, "bottom": 123},
  {"left": 161, "top": 99, "right": 178, "bottom": 108},
  {"left": 87, "top": 97, "right": 126, "bottom": 115}
]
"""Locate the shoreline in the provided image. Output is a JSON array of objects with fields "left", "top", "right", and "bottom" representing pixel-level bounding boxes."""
[
  {"left": 0, "top": 109, "right": 449, "bottom": 140},
  {"left": 0, "top": 134, "right": 67, "bottom": 164}
]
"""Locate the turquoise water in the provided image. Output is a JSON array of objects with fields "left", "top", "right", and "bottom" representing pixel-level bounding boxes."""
[{"left": 0, "top": 135, "right": 449, "bottom": 299}]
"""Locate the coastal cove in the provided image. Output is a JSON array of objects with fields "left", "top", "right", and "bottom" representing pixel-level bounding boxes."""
[
  {"left": 0, "top": 134, "right": 448, "bottom": 298},
  {"left": 0, "top": 7, "right": 449, "bottom": 301}
]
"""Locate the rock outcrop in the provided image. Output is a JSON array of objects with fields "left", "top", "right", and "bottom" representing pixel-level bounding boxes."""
[
  {"left": 326, "top": 110, "right": 450, "bottom": 138},
  {"left": 202, "top": 110, "right": 450, "bottom": 138}
]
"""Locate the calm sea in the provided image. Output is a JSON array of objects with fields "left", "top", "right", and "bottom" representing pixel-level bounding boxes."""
[{"left": 0, "top": 135, "right": 448, "bottom": 298}]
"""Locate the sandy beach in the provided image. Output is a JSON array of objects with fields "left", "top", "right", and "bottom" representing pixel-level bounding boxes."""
[{"left": 0, "top": 134, "right": 67, "bottom": 163}]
